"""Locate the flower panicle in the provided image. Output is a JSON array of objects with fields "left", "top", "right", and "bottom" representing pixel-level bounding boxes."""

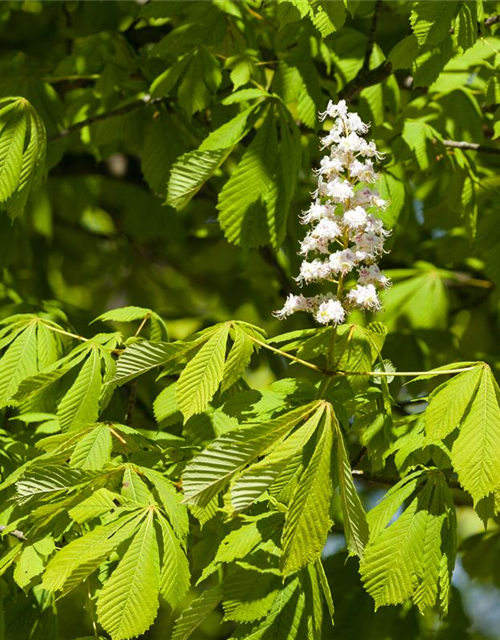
[{"left": 274, "top": 99, "right": 391, "bottom": 326}]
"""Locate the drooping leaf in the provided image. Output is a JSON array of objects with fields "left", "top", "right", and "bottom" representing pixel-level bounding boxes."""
[
  {"left": 281, "top": 410, "right": 333, "bottom": 576},
  {"left": 97, "top": 510, "right": 160, "bottom": 640},
  {"left": 157, "top": 514, "right": 190, "bottom": 609},
  {"left": 176, "top": 323, "right": 230, "bottom": 420},
  {"left": 183, "top": 403, "right": 321, "bottom": 507},
  {"left": 451, "top": 366, "right": 500, "bottom": 505}
]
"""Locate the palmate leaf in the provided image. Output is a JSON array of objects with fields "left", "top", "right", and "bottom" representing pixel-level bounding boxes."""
[
  {"left": 424, "top": 365, "right": 482, "bottom": 442},
  {"left": 57, "top": 346, "right": 102, "bottom": 432},
  {"left": 69, "top": 423, "right": 112, "bottom": 470},
  {"left": 97, "top": 510, "right": 160, "bottom": 640},
  {"left": 171, "top": 585, "right": 224, "bottom": 640},
  {"left": 222, "top": 566, "right": 280, "bottom": 623},
  {"left": 16, "top": 465, "right": 96, "bottom": 503},
  {"left": 0, "top": 106, "right": 27, "bottom": 202},
  {"left": 113, "top": 340, "right": 188, "bottom": 385},
  {"left": 157, "top": 514, "right": 190, "bottom": 609},
  {"left": 451, "top": 365, "right": 500, "bottom": 505},
  {"left": 217, "top": 107, "right": 277, "bottom": 249},
  {"left": 333, "top": 415, "right": 368, "bottom": 558},
  {"left": 176, "top": 323, "right": 230, "bottom": 420},
  {"left": 229, "top": 577, "right": 307, "bottom": 640},
  {"left": 410, "top": 1, "right": 459, "bottom": 46},
  {"left": 360, "top": 470, "right": 456, "bottom": 614},
  {"left": 0, "top": 319, "right": 38, "bottom": 406},
  {"left": 139, "top": 467, "right": 189, "bottom": 541},
  {"left": 0, "top": 97, "right": 46, "bottom": 217},
  {"left": 94, "top": 306, "right": 168, "bottom": 340},
  {"left": 182, "top": 402, "right": 320, "bottom": 508},
  {"left": 41, "top": 512, "right": 144, "bottom": 595},
  {"left": 167, "top": 149, "right": 229, "bottom": 210},
  {"left": 281, "top": 410, "right": 334, "bottom": 576},
  {"left": 220, "top": 325, "right": 255, "bottom": 394},
  {"left": 229, "top": 404, "right": 325, "bottom": 513}
]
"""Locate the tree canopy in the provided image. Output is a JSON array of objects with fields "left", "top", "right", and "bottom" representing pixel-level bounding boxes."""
[{"left": 1, "top": 1, "right": 500, "bottom": 639}]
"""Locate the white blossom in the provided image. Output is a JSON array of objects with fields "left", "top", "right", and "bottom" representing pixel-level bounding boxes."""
[
  {"left": 274, "top": 101, "right": 391, "bottom": 325},
  {"left": 357, "top": 264, "right": 391, "bottom": 289},
  {"left": 346, "top": 284, "right": 381, "bottom": 310},
  {"left": 315, "top": 298, "right": 346, "bottom": 325},
  {"left": 329, "top": 249, "right": 358, "bottom": 275},
  {"left": 325, "top": 178, "right": 354, "bottom": 203},
  {"left": 343, "top": 206, "right": 368, "bottom": 230},
  {"left": 273, "top": 294, "right": 311, "bottom": 319},
  {"left": 319, "top": 99, "right": 348, "bottom": 122}
]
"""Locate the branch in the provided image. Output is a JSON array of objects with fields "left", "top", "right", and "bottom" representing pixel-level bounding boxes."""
[
  {"left": 0, "top": 525, "right": 27, "bottom": 541},
  {"left": 362, "top": 0, "right": 383, "bottom": 73},
  {"left": 443, "top": 139, "right": 500, "bottom": 156},
  {"left": 352, "top": 470, "right": 470, "bottom": 505},
  {"left": 49, "top": 95, "right": 167, "bottom": 141},
  {"left": 340, "top": 61, "right": 393, "bottom": 103},
  {"left": 249, "top": 335, "right": 477, "bottom": 378},
  {"left": 485, "top": 14, "right": 500, "bottom": 27}
]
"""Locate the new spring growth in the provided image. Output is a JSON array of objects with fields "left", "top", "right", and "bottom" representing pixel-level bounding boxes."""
[{"left": 274, "top": 100, "right": 391, "bottom": 326}]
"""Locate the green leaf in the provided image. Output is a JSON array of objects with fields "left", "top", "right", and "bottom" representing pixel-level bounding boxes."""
[
  {"left": 140, "top": 467, "right": 189, "bottom": 541},
  {"left": 69, "top": 487, "right": 121, "bottom": 523},
  {"left": 388, "top": 35, "right": 420, "bottom": 71},
  {"left": 0, "top": 320, "right": 38, "bottom": 407},
  {"left": 114, "top": 339, "right": 189, "bottom": 385},
  {"left": 220, "top": 326, "right": 255, "bottom": 393},
  {"left": 178, "top": 46, "right": 222, "bottom": 117},
  {"left": 199, "top": 105, "right": 261, "bottom": 151},
  {"left": 13, "top": 544, "right": 44, "bottom": 590},
  {"left": 217, "top": 107, "right": 277, "bottom": 248},
  {"left": 157, "top": 514, "right": 190, "bottom": 609},
  {"left": 401, "top": 120, "right": 443, "bottom": 171},
  {"left": 57, "top": 347, "right": 102, "bottom": 432},
  {"left": 360, "top": 471, "right": 456, "bottom": 614},
  {"left": 171, "top": 585, "right": 224, "bottom": 640},
  {"left": 223, "top": 566, "right": 279, "bottom": 623},
  {"left": 167, "top": 149, "right": 229, "bottom": 210},
  {"left": 378, "top": 172, "right": 406, "bottom": 227},
  {"left": 410, "top": 1, "right": 459, "bottom": 46},
  {"left": 230, "top": 405, "right": 325, "bottom": 513},
  {"left": 153, "top": 383, "right": 182, "bottom": 425},
  {"left": 333, "top": 417, "right": 368, "bottom": 558},
  {"left": 41, "top": 512, "right": 144, "bottom": 595},
  {"left": 455, "top": 1, "right": 478, "bottom": 51},
  {"left": 97, "top": 510, "right": 160, "bottom": 640},
  {"left": 452, "top": 366, "right": 500, "bottom": 504},
  {"left": 424, "top": 365, "right": 482, "bottom": 442},
  {"left": 121, "top": 465, "right": 154, "bottom": 506},
  {"left": 183, "top": 403, "right": 320, "bottom": 507},
  {"left": 281, "top": 410, "right": 333, "bottom": 576},
  {"left": 69, "top": 423, "right": 112, "bottom": 470},
  {"left": 176, "top": 323, "right": 230, "bottom": 419},
  {"left": 0, "top": 107, "right": 27, "bottom": 202}
]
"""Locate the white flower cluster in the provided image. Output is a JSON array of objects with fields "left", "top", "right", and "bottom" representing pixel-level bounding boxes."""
[{"left": 275, "top": 100, "right": 391, "bottom": 326}]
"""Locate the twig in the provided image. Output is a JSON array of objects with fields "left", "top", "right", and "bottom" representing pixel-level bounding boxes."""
[
  {"left": 0, "top": 525, "right": 27, "bottom": 541},
  {"left": 340, "top": 61, "right": 393, "bottom": 103},
  {"left": 248, "top": 334, "right": 477, "bottom": 378},
  {"left": 362, "top": 0, "right": 383, "bottom": 73},
  {"left": 42, "top": 324, "right": 89, "bottom": 343},
  {"left": 247, "top": 335, "right": 325, "bottom": 374},
  {"left": 443, "top": 139, "right": 500, "bottom": 156},
  {"left": 49, "top": 95, "right": 166, "bottom": 141},
  {"left": 485, "top": 14, "right": 500, "bottom": 26}
]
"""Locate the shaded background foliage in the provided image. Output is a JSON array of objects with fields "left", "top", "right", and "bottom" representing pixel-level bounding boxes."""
[{"left": 1, "top": 1, "right": 500, "bottom": 639}]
